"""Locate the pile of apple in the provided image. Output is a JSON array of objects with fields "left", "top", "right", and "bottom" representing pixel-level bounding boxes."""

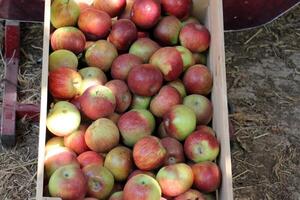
[{"left": 45, "top": 0, "right": 221, "bottom": 199}]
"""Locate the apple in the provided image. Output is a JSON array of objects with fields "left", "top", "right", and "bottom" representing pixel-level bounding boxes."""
[
  {"left": 64, "top": 125, "right": 89, "bottom": 155},
  {"left": 193, "top": 53, "right": 207, "bottom": 64},
  {"left": 127, "top": 64, "right": 163, "bottom": 97},
  {"left": 183, "top": 65, "right": 213, "bottom": 95},
  {"left": 50, "top": 0, "right": 80, "bottom": 28},
  {"left": 83, "top": 164, "right": 115, "bottom": 199},
  {"left": 94, "top": 0, "right": 126, "bottom": 17},
  {"left": 196, "top": 125, "right": 216, "bottom": 136},
  {"left": 133, "top": 136, "right": 167, "bottom": 170},
  {"left": 109, "top": 191, "right": 123, "bottom": 200},
  {"left": 49, "top": 67, "right": 82, "bottom": 99},
  {"left": 154, "top": 16, "right": 182, "bottom": 45},
  {"left": 184, "top": 131, "right": 220, "bottom": 162},
  {"left": 131, "top": 95, "right": 151, "bottom": 109},
  {"left": 182, "top": 17, "right": 200, "bottom": 26},
  {"left": 156, "top": 163, "right": 194, "bottom": 197},
  {"left": 51, "top": 27, "right": 86, "bottom": 54},
  {"left": 175, "top": 46, "right": 195, "bottom": 71},
  {"left": 150, "top": 47, "right": 183, "bottom": 81},
  {"left": 150, "top": 86, "right": 182, "bottom": 117},
  {"left": 192, "top": 162, "right": 221, "bottom": 193},
  {"left": 168, "top": 79, "right": 187, "bottom": 98},
  {"left": 111, "top": 54, "right": 143, "bottom": 80},
  {"left": 77, "top": 151, "right": 104, "bottom": 168},
  {"left": 123, "top": 174, "right": 162, "bottom": 200},
  {"left": 109, "top": 19, "right": 138, "bottom": 51},
  {"left": 104, "top": 146, "right": 133, "bottom": 181},
  {"left": 85, "top": 118, "right": 120, "bottom": 153},
  {"left": 183, "top": 94, "right": 213, "bottom": 125},
  {"left": 129, "top": 38, "right": 160, "bottom": 63},
  {"left": 107, "top": 112, "right": 121, "bottom": 124},
  {"left": 49, "top": 49, "right": 78, "bottom": 72},
  {"left": 85, "top": 40, "right": 118, "bottom": 72},
  {"left": 79, "top": 67, "right": 107, "bottom": 95},
  {"left": 128, "top": 170, "right": 156, "bottom": 180},
  {"left": 78, "top": 8, "right": 112, "bottom": 40},
  {"left": 48, "top": 165, "right": 87, "bottom": 199},
  {"left": 118, "top": 109, "right": 155, "bottom": 146},
  {"left": 157, "top": 122, "right": 168, "bottom": 138},
  {"left": 70, "top": 95, "right": 82, "bottom": 111},
  {"left": 174, "top": 189, "right": 205, "bottom": 200},
  {"left": 179, "top": 23, "right": 210, "bottom": 53},
  {"left": 85, "top": 41, "right": 96, "bottom": 50},
  {"left": 45, "top": 136, "right": 64, "bottom": 154},
  {"left": 161, "top": 137, "right": 185, "bottom": 165},
  {"left": 119, "top": 0, "right": 136, "bottom": 19},
  {"left": 46, "top": 101, "right": 81, "bottom": 137},
  {"left": 45, "top": 147, "right": 79, "bottom": 177},
  {"left": 131, "top": 0, "right": 161, "bottom": 29},
  {"left": 105, "top": 80, "right": 132, "bottom": 113},
  {"left": 80, "top": 85, "right": 116, "bottom": 120},
  {"left": 163, "top": 105, "right": 196, "bottom": 141},
  {"left": 161, "top": 0, "right": 192, "bottom": 19},
  {"left": 74, "top": 0, "right": 94, "bottom": 12},
  {"left": 137, "top": 30, "right": 149, "bottom": 38}
]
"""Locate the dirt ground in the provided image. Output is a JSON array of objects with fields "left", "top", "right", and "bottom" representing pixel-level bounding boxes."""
[{"left": 0, "top": 4, "right": 299, "bottom": 200}]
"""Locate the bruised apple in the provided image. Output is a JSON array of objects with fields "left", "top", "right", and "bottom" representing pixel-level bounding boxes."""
[
  {"left": 94, "top": 0, "right": 126, "bottom": 17},
  {"left": 123, "top": 174, "right": 162, "bottom": 200},
  {"left": 85, "top": 118, "right": 120, "bottom": 153},
  {"left": 161, "top": 137, "right": 185, "bottom": 165},
  {"left": 64, "top": 124, "right": 89, "bottom": 154},
  {"left": 79, "top": 67, "right": 107, "bottom": 95},
  {"left": 77, "top": 151, "right": 104, "bottom": 168},
  {"left": 49, "top": 49, "right": 78, "bottom": 72},
  {"left": 49, "top": 67, "right": 82, "bottom": 99},
  {"left": 133, "top": 136, "right": 167, "bottom": 170},
  {"left": 51, "top": 0, "right": 80, "bottom": 28},
  {"left": 129, "top": 38, "right": 160, "bottom": 63},
  {"left": 46, "top": 101, "right": 81, "bottom": 137}
]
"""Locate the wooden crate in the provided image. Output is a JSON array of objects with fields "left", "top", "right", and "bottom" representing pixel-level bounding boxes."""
[{"left": 36, "top": 0, "right": 233, "bottom": 199}]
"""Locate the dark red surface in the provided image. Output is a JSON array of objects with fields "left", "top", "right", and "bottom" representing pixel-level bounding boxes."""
[
  {"left": 223, "top": 0, "right": 299, "bottom": 30},
  {"left": 16, "top": 104, "right": 40, "bottom": 122},
  {"left": 0, "top": 0, "right": 45, "bottom": 21}
]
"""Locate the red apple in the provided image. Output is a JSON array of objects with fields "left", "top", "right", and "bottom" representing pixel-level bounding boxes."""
[
  {"left": 49, "top": 67, "right": 82, "bottom": 99},
  {"left": 137, "top": 30, "right": 149, "bottom": 38},
  {"left": 79, "top": 67, "right": 107, "bottom": 95},
  {"left": 156, "top": 163, "right": 194, "bottom": 197},
  {"left": 46, "top": 101, "right": 81, "bottom": 137},
  {"left": 127, "top": 64, "right": 163, "bottom": 96},
  {"left": 45, "top": 136, "right": 64, "bottom": 154},
  {"left": 128, "top": 170, "right": 156, "bottom": 180},
  {"left": 179, "top": 23, "right": 210, "bottom": 53},
  {"left": 182, "top": 17, "right": 200, "bottom": 26},
  {"left": 174, "top": 189, "right": 205, "bottom": 200},
  {"left": 161, "top": 0, "right": 192, "bottom": 19},
  {"left": 83, "top": 164, "right": 115, "bottom": 199},
  {"left": 175, "top": 46, "right": 195, "bottom": 71},
  {"left": 77, "top": 151, "right": 104, "bottom": 168},
  {"left": 150, "top": 85, "right": 182, "bottom": 117},
  {"left": 70, "top": 95, "right": 82, "bottom": 111},
  {"left": 133, "top": 136, "right": 167, "bottom": 170},
  {"left": 150, "top": 47, "right": 183, "bottom": 81},
  {"left": 129, "top": 38, "right": 160, "bottom": 63},
  {"left": 163, "top": 105, "right": 196, "bottom": 141},
  {"left": 80, "top": 85, "right": 116, "bottom": 120},
  {"left": 168, "top": 79, "right": 187, "bottom": 98},
  {"left": 183, "top": 65, "right": 213, "bottom": 95},
  {"left": 111, "top": 54, "right": 143, "bottom": 80},
  {"left": 183, "top": 94, "right": 213, "bottom": 125},
  {"left": 161, "top": 137, "right": 185, "bottom": 165},
  {"left": 184, "top": 131, "right": 220, "bottom": 162},
  {"left": 51, "top": 27, "right": 86, "bottom": 54},
  {"left": 109, "top": 19, "right": 138, "bottom": 51},
  {"left": 94, "top": 0, "right": 126, "bottom": 17},
  {"left": 85, "top": 40, "right": 118, "bottom": 72},
  {"left": 78, "top": 8, "right": 112, "bottom": 40},
  {"left": 48, "top": 165, "right": 87, "bottom": 199},
  {"left": 45, "top": 147, "right": 79, "bottom": 177},
  {"left": 131, "top": 95, "right": 151, "bottom": 109},
  {"left": 85, "top": 118, "right": 120, "bottom": 153},
  {"left": 154, "top": 16, "right": 182, "bottom": 45},
  {"left": 64, "top": 124, "right": 89, "bottom": 154},
  {"left": 118, "top": 109, "right": 155, "bottom": 146},
  {"left": 123, "top": 174, "right": 162, "bottom": 200},
  {"left": 104, "top": 146, "right": 133, "bottom": 181},
  {"left": 131, "top": 0, "right": 161, "bottom": 29},
  {"left": 196, "top": 125, "right": 216, "bottom": 136},
  {"left": 105, "top": 80, "right": 132, "bottom": 113},
  {"left": 49, "top": 49, "right": 78, "bottom": 72},
  {"left": 192, "top": 162, "right": 221, "bottom": 193},
  {"left": 109, "top": 191, "right": 123, "bottom": 200},
  {"left": 51, "top": 0, "right": 80, "bottom": 28}
]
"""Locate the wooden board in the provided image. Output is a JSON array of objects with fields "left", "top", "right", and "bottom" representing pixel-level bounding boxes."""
[{"left": 36, "top": 0, "right": 233, "bottom": 199}]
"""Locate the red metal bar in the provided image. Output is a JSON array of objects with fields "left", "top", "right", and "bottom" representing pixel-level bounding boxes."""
[{"left": 1, "top": 20, "right": 20, "bottom": 147}]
